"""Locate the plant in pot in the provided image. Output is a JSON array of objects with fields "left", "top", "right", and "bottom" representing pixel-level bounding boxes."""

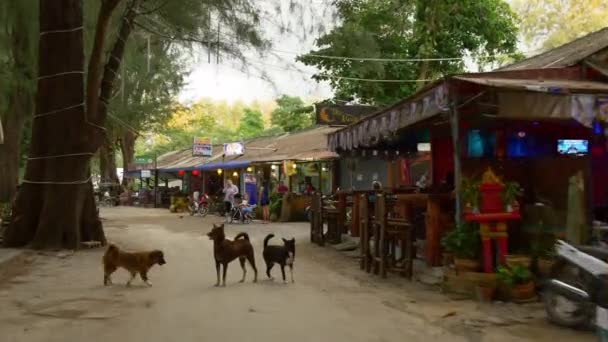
[
  {"left": 461, "top": 178, "right": 480, "bottom": 214},
  {"left": 441, "top": 223, "right": 481, "bottom": 272},
  {"left": 502, "top": 181, "right": 522, "bottom": 213},
  {"left": 530, "top": 222, "right": 556, "bottom": 276},
  {"left": 497, "top": 265, "right": 535, "bottom": 302}
]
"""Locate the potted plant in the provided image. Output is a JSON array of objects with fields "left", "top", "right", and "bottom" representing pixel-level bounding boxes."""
[
  {"left": 460, "top": 178, "right": 480, "bottom": 214},
  {"left": 441, "top": 223, "right": 481, "bottom": 272},
  {"left": 502, "top": 181, "right": 522, "bottom": 212},
  {"left": 530, "top": 222, "right": 557, "bottom": 276},
  {"left": 497, "top": 265, "right": 535, "bottom": 302}
]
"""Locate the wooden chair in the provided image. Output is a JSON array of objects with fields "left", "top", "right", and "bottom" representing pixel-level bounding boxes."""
[{"left": 375, "top": 193, "right": 414, "bottom": 279}]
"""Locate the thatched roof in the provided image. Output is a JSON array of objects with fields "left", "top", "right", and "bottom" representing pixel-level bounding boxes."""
[{"left": 500, "top": 27, "right": 608, "bottom": 71}]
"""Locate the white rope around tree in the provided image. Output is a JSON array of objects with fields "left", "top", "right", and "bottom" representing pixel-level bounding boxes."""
[
  {"left": 22, "top": 176, "right": 93, "bottom": 185},
  {"left": 38, "top": 70, "right": 84, "bottom": 81},
  {"left": 34, "top": 102, "right": 85, "bottom": 118},
  {"left": 27, "top": 152, "right": 94, "bottom": 161},
  {"left": 39, "top": 26, "right": 83, "bottom": 36}
]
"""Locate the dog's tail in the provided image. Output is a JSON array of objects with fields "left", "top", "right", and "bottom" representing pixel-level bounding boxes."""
[
  {"left": 103, "top": 244, "right": 119, "bottom": 262},
  {"left": 234, "top": 232, "right": 249, "bottom": 241},
  {"left": 263, "top": 234, "right": 274, "bottom": 248}
]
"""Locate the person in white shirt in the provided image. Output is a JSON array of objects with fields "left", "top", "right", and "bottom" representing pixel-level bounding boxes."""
[{"left": 222, "top": 179, "right": 239, "bottom": 218}]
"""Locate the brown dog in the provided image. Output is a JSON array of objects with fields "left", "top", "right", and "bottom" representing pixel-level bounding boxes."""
[
  {"left": 103, "top": 244, "right": 166, "bottom": 287},
  {"left": 206, "top": 224, "right": 257, "bottom": 286}
]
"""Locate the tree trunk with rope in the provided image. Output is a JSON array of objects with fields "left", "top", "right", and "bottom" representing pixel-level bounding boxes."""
[
  {"left": 3, "top": 0, "right": 136, "bottom": 249},
  {"left": 4, "top": 0, "right": 106, "bottom": 249}
]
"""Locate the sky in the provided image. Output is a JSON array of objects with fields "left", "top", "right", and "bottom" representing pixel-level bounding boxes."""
[{"left": 178, "top": 2, "right": 336, "bottom": 104}]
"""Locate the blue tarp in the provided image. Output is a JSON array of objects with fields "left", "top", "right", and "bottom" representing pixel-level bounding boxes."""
[{"left": 197, "top": 160, "right": 250, "bottom": 171}]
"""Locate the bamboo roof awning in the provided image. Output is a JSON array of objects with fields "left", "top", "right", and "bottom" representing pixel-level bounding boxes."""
[
  {"left": 329, "top": 74, "right": 608, "bottom": 152},
  {"left": 328, "top": 82, "right": 449, "bottom": 152},
  {"left": 454, "top": 76, "right": 608, "bottom": 93}
]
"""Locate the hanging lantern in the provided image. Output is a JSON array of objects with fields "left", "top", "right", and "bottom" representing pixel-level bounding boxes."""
[
  {"left": 246, "top": 167, "right": 253, "bottom": 172},
  {"left": 217, "top": 169, "right": 223, "bottom": 175},
  {"left": 232, "top": 171, "right": 238, "bottom": 177},
  {"left": 178, "top": 170, "right": 185, "bottom": 176},
  {"left": 192, "top": 170, "right": 200, "bottom": 176}
]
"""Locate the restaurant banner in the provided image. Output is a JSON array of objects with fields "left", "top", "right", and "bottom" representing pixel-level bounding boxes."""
[{"left": 192, "top": 137, "right": 212, "bottom": 157}]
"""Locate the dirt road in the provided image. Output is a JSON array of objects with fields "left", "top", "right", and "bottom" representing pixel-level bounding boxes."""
[{"left": 0, "top": 207, "right": 595, "bottom": 342}]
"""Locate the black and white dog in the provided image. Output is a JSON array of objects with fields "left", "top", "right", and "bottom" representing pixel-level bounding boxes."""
[{"left": 263, "top": 234, "right": 295, "bottom": 283}]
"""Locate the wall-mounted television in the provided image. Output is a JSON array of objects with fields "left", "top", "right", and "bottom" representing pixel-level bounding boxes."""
[{"left": 557, "top": 139, "right": 589, "bottom": 155}]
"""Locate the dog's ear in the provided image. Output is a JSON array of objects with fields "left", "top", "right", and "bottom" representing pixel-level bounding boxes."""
[{"left": 282, "top": 238, "right": 288, "bottom": 243}]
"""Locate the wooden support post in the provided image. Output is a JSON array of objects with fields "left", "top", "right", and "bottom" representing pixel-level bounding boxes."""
[
  {"left": 449, "top": 80, "right": 463, "bottom": 226},
  {"left": 425, "top": 196, "right": 441, "bottom": 266},
  {"left": 351, "top": 193, "right": 360, "bottom": 237}
]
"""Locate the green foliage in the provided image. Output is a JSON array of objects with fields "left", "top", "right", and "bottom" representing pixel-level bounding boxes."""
[
  {"left": 441, "top": 223, "right": 481, "bottom": 259},
  {"left": 497, "top": 265, "right": 532, "bottom": 286},
  {"left": 269, "top": 192, "right": 283, "bottom": 217},
  {"left": 298, "top": 0, "right": 519, "bottom": 106},
  {"left": 512, "top": 0, "right": 608, "bottom": 51},
  {"left": 502, "top": 181, "right": 522, "bottom": 206},
  {"left": 0, "top": 202, "right": 11, "bottom": 221},
  {"left": 270, "top": 95, "right": 314, "bottom": 132},
  {"left": 238, "top": 108, "right": 265, "bottom": 139},
  {"left": 461, "top": 178, "right": 480, "bottom": 208}
]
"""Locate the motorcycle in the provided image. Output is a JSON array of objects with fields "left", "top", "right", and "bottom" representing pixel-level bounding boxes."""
[
  {"left": 188, "top": 193, "right": 210, "bottom": 217},
  {"left": 544, "top": 240, "right": 608, "bottom": 338}
]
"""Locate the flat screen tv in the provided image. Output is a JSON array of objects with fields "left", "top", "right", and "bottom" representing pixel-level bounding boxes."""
[{"left": 557, "top": 139, "right": 589, "bottom": 155}]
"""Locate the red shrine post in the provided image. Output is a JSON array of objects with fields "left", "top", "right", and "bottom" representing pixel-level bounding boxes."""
[{"left": 464, "top": 168, "right": 521, "bottom": 273}]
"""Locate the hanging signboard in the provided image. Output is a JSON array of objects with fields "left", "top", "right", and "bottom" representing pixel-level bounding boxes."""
[
  {"left": 129, "top": 155, "right": 155, "bottom": 171},
  {"left": 193, "top": 137, "right": 212, "bottom": 157},
  {"left": 315, "top": 104, "right": 377, "bottom": 125},
  {"left": 141, "top": 170, "right": 152, "bottom": 178},
  {"left": 223, "top": 142, "right": 245, "bottom": 156}
]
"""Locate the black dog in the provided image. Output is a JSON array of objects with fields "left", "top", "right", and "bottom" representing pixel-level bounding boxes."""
[{"left": 263, "top": 234, "right": 295, "bottom": 283}]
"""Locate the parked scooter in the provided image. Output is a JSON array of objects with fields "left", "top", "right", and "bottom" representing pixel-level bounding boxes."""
[{"left": 544, "top": 240, "right": 608, "bottom": 339}]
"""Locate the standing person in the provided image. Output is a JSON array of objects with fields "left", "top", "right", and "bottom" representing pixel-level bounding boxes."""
[
  {"left": 259, "top": 180, "right": 270, "bottom": 223},
  {"left": 304, "top": 178, "right": 316, "bottom": 195},
  {"left": 222, "top": 179, "right": 239, "bottom": 220}
]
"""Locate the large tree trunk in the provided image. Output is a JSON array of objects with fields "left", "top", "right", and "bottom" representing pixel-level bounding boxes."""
[
  {"left": 4, "top": 0, "right": 105, "bottom": 249},
  {"left": 99, "top": 132, "right": 119, "bottom": 185},
  {"left": 119, "top": 130, "right": 136, "bottom": 187}
]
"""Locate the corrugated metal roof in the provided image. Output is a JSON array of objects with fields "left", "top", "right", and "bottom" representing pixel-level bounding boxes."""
[
  {"left": 500, "top": 27, "right": 608, "bottom": 71},
  {"left": 454, "top": 76, "right": 608, "bottom": 93}
]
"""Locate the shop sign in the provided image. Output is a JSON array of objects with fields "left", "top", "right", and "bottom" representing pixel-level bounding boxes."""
[
  {"left": 316, "top": 104, "right": 377, "bottom": 125},
  {"left": 141, "top": 170, "right": 152, "bottom": 178},
  {"left": 193, "top": 137, "right": 212, "bottom": 157},
  {"left": 223, "top": 142, "right": 245, "bottom": 156},
  {"left": 130, "top": 155, "right": 155, "bottom": 170}
]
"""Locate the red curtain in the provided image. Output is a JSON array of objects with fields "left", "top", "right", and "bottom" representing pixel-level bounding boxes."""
[{"left": 432, "top": 137, "right": 454, "bottom": 185}]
